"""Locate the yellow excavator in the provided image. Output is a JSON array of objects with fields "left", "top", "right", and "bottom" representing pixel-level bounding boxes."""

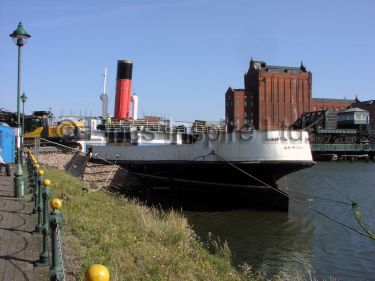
[{"left": 24, "top": 111, "right": 90, "bottom": 146}]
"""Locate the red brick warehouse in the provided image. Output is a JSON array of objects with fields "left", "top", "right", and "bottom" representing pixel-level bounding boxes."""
[
  {"left": 225, "top": 88, "right": 245, "bottom": 131},
  {"left": 244, "top": 59, "right": 312, "bottom": 130},
  {"left": 225, "top": 59, "right": 360, "bottom": 131},
  {"left": 226, "top": 59, "right": 312, "bottom": 131}
]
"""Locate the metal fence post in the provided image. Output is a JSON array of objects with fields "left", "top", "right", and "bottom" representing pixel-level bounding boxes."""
[
  {"left": 35, "top": 178, "right": 51, "bottom": 267},
  {"left": 50, "top": 198, "right": 65, "bottom": 281},
  {"left": 25, "top": 153, "right": 30, "bottom": 194},
  {"left": 30, "top": 157, "right": 35, "bottom": 193},
  {"left": 34, "top": 169, "right": 44, "bottom": 234},
  {"left": 32, "top": 162, "right": 40, "bottom": 213},
  {"left": 42, "top": 179, "right": 51, "bottom": 230},
  {"left": 27, "top": 151, "right": 34, "bottom": 195}
]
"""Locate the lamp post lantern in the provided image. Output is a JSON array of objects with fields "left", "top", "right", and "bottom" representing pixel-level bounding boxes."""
[
  {"left": 10, "top": 22, "right": 31, "bottom": 198},
  {"left": 21, "top": 92, "right": 27, "bottom": 166}
]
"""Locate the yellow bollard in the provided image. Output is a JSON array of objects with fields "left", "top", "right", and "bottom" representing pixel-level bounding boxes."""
[
  {"left": 35, "top": 164, "right": 40, "bottom": 169},
  {"left": 38, "top": 169, "right": 44, "bottom": 176},
  {"left": 50, "top": 198, "right": 62, "bottom": 210},
  {"left": 85, "top": 264, "right": 110, "bottom": 281}
]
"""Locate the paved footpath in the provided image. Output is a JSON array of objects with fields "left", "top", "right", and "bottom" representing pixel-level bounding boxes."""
[{"left": 0, "top": 172, "right": 49, "bottom": 281}]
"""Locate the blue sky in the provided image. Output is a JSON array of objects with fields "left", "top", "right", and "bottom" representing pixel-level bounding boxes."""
[{"left": 1, "top": 0, "right": 374, "bottom": 121}]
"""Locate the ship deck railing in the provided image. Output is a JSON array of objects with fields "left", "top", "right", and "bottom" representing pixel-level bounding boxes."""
[
  {"left": 311, "top": 143, "right": 374, "bottom": 152},
  {"left": 105, "top": 120, "right": 227, "bottom": 134}
]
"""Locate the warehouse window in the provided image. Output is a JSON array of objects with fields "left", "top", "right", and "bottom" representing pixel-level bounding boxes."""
[
  {"left": 287, "top": 69, "right": 300, "bottom": 74},
  {"left": 268, "top": 68, "right": 284, "bottom": 73}
]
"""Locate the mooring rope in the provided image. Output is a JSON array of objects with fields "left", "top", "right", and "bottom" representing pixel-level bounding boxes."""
[
  {"left": 213, "top": 151, "right": 375, "bottom": 241},
  {"left": 287, "top": 191, "right": 351, "bottom": 206},
  {"left": 282, "top": 176, "right": 351, "bottom": 205},
  {"left": 87, "top": 157, "right": 119, "bottom": 193},
  {"left": 311, "top": 167, "right": 375, "bottom": 241},
  {"left": 312, "top": 167, "right": 356, "bottom": 204},
  {"left": 352, "top": 204, "right": 375, "bottom": 240}
]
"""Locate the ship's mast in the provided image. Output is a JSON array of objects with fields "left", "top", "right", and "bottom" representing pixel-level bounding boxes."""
[
  {"left": 103, "top": 67, "right": 107, "bottom": 94},
  {"left": 100, "top": 67, "right": 109, "bottom": 118}
]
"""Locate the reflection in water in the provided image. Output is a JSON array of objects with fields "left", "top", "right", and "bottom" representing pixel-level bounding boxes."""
[
  {"left": 186, "top": 209, "right": 314, "bottom": 278},
  {"left": 140, "top": 162, "right": 375, "bottom": 280}
]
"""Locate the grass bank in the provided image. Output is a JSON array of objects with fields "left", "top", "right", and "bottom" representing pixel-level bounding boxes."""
[{"left": 44, "top": 166, "right": 254, "bottom": 281}]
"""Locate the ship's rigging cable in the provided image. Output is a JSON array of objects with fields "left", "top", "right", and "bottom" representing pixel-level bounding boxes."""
[{"left": 213, "top": 151, "right": 375, "bottom": 242}]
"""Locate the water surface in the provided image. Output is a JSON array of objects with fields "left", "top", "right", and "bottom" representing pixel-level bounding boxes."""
[{"left": 184, "top": 162, "right": 375, "bottom": 280}]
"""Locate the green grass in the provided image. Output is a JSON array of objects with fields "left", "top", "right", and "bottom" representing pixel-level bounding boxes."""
[{"left": 44, "top": 166, "right": 253, "bottom": 281}]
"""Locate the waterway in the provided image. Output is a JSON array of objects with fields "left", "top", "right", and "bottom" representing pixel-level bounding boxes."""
[{"left": 183, "top": 162, "right": 375, "bottom": 281}]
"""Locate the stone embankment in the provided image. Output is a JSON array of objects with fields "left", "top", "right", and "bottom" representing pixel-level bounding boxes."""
[{"left": 37, "top": 151, "right": 139, "bottom": 190}]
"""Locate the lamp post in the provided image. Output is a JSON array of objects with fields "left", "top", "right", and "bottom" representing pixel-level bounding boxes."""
[
  {"left": 10, "top": 22, "right": 31, "bottom": 198},
  {"left": 21, "top": 92, "right": 27, "bottom": 166}
]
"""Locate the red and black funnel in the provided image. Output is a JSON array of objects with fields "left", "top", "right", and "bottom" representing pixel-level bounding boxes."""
[{"left": 114, "top": 60, "right": 133, "bottom": 120}]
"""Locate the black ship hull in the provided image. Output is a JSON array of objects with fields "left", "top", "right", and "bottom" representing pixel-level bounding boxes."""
[{"left": 118, "top": 160, "right": 314, "bottom": 189}]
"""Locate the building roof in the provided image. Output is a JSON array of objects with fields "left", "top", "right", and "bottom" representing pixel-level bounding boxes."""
[
  {"left": 340, "top": 107, "right": 368, "bottom": 113},
  {"left": 251, "top": 59, "right": 307, "bottom": 73},
  {"left": 226, "top": 87, "right": 244, "bottom": 95},
  {"left": 352, "top": 100, "right": 375, "bottom": 106},
  {"left": 313, "top": 98, "right": 355, "bottom": 103},
  {"left": 266, "top": 65, "right": 301, "bottom": 70}
]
